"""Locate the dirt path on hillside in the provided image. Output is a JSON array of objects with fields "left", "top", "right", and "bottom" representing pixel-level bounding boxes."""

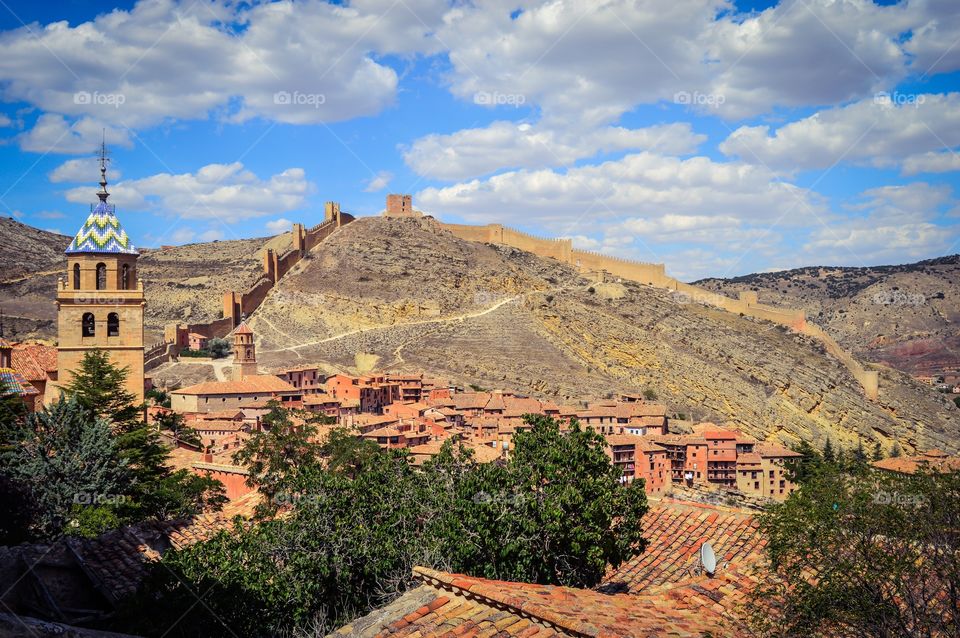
[{"left": 259, "top": 291, "right": 529, "bottom": 356}]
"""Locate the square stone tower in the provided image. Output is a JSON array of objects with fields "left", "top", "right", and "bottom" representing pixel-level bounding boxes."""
[
  {"left": 232, "top": 319, "right": 258, "bottom": 379},
  {"left": 50, "top": 143, "right": 145, "bottom": 404}
]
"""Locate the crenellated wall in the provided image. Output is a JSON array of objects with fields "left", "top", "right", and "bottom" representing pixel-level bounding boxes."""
[
  {"left": 437, "top": 218, "right": 878, "bottom": 400},
  {"left": 157, "top": 207, "right": 354, "bottom": 368}
]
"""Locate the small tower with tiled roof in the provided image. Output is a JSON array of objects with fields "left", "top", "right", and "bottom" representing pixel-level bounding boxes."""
[
  {"left": 51, "top": 139, "right": 146, "bottom": 404},
  {"left": 232, "top": 316, "right": 257, "bottom": 379}
]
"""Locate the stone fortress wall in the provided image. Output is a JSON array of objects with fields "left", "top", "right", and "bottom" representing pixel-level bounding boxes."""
[
  {"left": 155, "top": 203, "right": 354, "bottom": 368},
  {"left": 432, "top": 207, "right": 879, "bottom": 400},
  {"left": 153, "top": 192, "right": 879, "bottom": 401}
]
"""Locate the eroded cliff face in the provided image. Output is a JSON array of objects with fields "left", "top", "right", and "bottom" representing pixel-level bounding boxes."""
[
  {"left": 249, "top": 217, "right": 959, "bottom": 454},
  {"left": 696, "top": 257, "right": 960, "bottom": 376}
]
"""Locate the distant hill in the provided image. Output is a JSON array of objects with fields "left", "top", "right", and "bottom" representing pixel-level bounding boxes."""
[
  {"left": 695, "top": 257, "right": 960, "bottom": 377},
  {"left": 0, "top": 218, "right": 269, "bottom": 342}
]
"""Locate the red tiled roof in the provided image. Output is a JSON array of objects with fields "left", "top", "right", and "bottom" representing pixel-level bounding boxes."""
[
  {"left": 602, "top": 499, "right": 766, "bottom": 593},
  {"left": 11, "top": 343, "right": 57, "bottom": 381},
  {"left": 872, "top": 450, "right": 960, "bottom": 474},
  {"left": 173, "top": 374, "right": 296, "bottom": 396},
  {"left": 331, "top": 565, "right": 745, "bottom": 637},
  {"left": 234, "top": 321, "right": 253, "bottom": 335},
  {"left": 755, "top": 442, "right": 803, "bottom": 459}
]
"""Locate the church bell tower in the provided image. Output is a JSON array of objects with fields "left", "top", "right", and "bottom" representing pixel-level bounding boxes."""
[
  {"left": 50, "top": 141, "right": 146, "bottom": 404},
  {"left": 232, "top": 317, "right": 257, "bottom": 379}
]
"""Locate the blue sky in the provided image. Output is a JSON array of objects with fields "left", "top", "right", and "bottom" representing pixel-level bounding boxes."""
[{"left": 0, "top": 0, "right": 957, "bottom": 280}]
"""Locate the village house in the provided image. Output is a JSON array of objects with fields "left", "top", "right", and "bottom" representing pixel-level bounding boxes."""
[
  {"left": 277, "top": 365, "right": 326, "bottom": 394},
  {"left": 871, "top": 448, "right": 960, "bottom": 474},
  {"left": 605, "top": 433, "right": 669, "bottom": 495},
  {"left": 326, "top": 373, "right": 400, "bottom": 413},
  {"left": 0, "top": 337, "right": 39, "bottom": 412},
  {"left": 187, "top": 332, "right": 208, "bottom": 351},
  {"left": 170, "top": 375, "right": 301, "bottom": 413},
  {"left": 9, "top": 342, "right": 57, "bottom": 408}
]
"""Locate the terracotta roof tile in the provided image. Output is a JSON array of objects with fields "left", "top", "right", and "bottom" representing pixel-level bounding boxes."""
[
  {"left": 173, "top": 374, "right": 296, "bottom": 396},
  {"left": 10, "top": 343, "right": 57, "bottom": 381}
]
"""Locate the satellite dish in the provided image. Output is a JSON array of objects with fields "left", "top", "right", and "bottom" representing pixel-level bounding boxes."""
[{"left": 700, "top": 542, "right": 717, "bottom": 576}]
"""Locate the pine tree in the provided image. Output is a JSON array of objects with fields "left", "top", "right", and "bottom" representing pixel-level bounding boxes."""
[
  {"left": 891, "top": 442, "right": 902, "bottom": 458},
  {"left": 62, "top": 351, "right": 225, "bottom": 522},
  {"left": 62, "top": 350, "right": 142, "bottom": 431},
  {"left": 823, "top": 437, "right": 836, "bottom": 465},
  {"left": 0, "top": 396, "right": 128, "bottom": 538},
  {"left": 871, "top": 441, "right": 884, "bottom": 462}
]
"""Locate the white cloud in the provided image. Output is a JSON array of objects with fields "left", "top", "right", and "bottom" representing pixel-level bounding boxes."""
[
  {"left": 198, "top": 229, "right": 224, "bottom": 242},
  {"left": 363, "top": 170, "right": 393, "bottom": 192},
  {"left": 19, "top": 114, "right": 131, "bottom": 154},
  {"left": 417, "top": 151, "right": 823, "bottom": 234},
  {"left": 404, "top": 121, "right": 705, "bottom": 180},
  {"left": 265, "top": 218, "right": 292, "bottom": 233},
  {"left": 0, "top": 114, "right": 11, "bottom": 127},
  {"left": 802, "top": 183, "right": 959, "bottom": 265},
  {"left": 902, "top": 150, "right": 960, "bottom": 176},
  {"left": 34, "top": 210, "right": 66, "bottom": 219},
  {"left": 64, "top": 161, "right": 313, "bottom": 222},
  {"left": 168, "top": 228, "right": 195, "bottom": 244},
  {"left": 436, "top": 0, "right": 957, "bottom": 124},
  {"left": 50, "top": 157, "right": 121, "bottom": 183},
  {"left": 0, "top": 0, "right": 448, "bottom": 150},
  {"left": 720, "top": 93, "right": 960, "bottom": 172}
]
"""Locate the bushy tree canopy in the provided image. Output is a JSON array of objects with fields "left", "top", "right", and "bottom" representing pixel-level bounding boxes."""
[{"left": 134, "top": 413, "right": 649, "bottom": 636}]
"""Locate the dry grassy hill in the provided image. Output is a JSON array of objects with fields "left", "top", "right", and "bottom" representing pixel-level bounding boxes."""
[
  {"left": 0, "top": 219, "right": 269, "bottom": 342},
  {"left": 244, "top": 216, "right": 959, "bottom": 455},
  {"left": 696, "top": 257, "right": 960, "bottom": 377}
]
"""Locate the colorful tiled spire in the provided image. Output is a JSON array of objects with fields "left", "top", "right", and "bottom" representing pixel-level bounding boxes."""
[{"left": 65, "top": 138, "right": 138, "bottom": 255}]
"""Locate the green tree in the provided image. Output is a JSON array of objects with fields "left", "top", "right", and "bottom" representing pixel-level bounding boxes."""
[
  {"left": 642, "top": 388, "right": 657, "bottom": 400},
  {"left": 207, "top": 338, "right": 232, "bottom": 359},
  {"left": 62, "top": 350, "right": 143, "bottom": 431},
  {"left": 138, "top": 413, "right": 649, "bottom": 636},
  {"left": 145, "top": 388, "right": 171, "bottom": 408},
  {"left": 0, "top": 396, "right": 128, "bottom": 538},
  {"left": 822, "top": 437, "right": 836, "bottom": 465},
  {"left": 786, "top": 440, "right": 822, "bottom": 484},
  {"left": 152, "top": 410, "right": 201, "bottom": 448},
  {"left": 744, "top": 466, "right": 960, "bottom": 637},
  {"left": 870, "top": 442, "right": 883, "bottom": 462},
  {"left": 63, "top": 351, "right": 225, "bottom": 524},
  {"left": 890, "top": 442, "right": 902, "bottom": 458},
  {"left": 231, "top": 401, "right": 323, "bottom": 516}
]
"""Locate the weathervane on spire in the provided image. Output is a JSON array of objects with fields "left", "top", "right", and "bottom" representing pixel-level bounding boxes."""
[{"left": 97, "top": 129, "right": 110, "bottom": 203}]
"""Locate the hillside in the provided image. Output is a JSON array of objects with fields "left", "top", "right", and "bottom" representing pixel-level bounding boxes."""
[
  {"left": 695, "top": 257, "right": 960, "bottom": 377},
  {"left": 5, "top": 215, "right": 958, "bottom": 453},
  {"left": 0, "top": 219, "right": 270, "bottom": 342},
  {"left": 235, "top": 216, "right": 958, "bottom": 454}
]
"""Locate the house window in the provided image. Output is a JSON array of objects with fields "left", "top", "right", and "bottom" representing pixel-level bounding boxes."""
[
  {"left": 82, "top": 312, "right": 95, "bottom": 337},
  {"left": 96, "top": 263, "right": 107, "bottom": 290},
  {"left": 107, "top": 312, "right": 119, "bottom": 337},
  {"left": 121, "top": 264, "right": 130, "bottom": 290},
  {"left": 73, "top": 263, "right": 81, "bottom": 290}
]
